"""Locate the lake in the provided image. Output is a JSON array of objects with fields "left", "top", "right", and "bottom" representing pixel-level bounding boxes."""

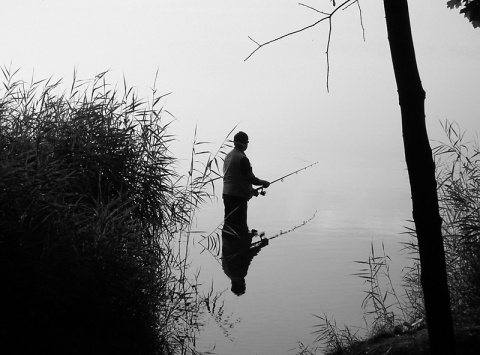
[{"left": 183, "top": 159, "right": 415, "bottom": 354}]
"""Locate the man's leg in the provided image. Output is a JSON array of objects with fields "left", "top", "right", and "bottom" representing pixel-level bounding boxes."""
[
  {"left": 223, "top": 195, "right": 248, "bottom": 236},
  {"left": 237, "top": 199, "right": 248, "bottom": 235}
]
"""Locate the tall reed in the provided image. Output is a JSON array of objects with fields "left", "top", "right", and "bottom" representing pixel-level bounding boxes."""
[
  {"left": 0, "top": 67, "right": 221, "bottom": 355},
  {"left": 433, "top": 120, "right": 480, "bottom": 322}
]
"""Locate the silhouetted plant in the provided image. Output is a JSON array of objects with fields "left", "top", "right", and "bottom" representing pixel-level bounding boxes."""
[
  {"left": 309, "top": 240, "right": 424, "bottom": 355},
  {"left": 308, "top": 121, "right": 480, "bottom": 354},
  {"left": 312, "top": 312, "right": 361, "bottom": 354},
  {"left": 399, "top": 233, "right": 425, "bottom": 324},
  {"left": 433, "top": 120, "right": 480, "bottom": 322},
  {"left": 354, "top": 243, "right": 409, "bottom": 335},
  {"left": 0, "top": 66, "right": 224, "bottom": 355}
]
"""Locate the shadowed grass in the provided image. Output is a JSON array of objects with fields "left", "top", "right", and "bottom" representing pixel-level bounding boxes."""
[{"left": 0, "top": 67, "right": 225, "bottom": 355}]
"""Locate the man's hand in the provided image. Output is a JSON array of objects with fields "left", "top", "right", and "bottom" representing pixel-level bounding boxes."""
[{"left": 261, "top": 180, "right": 270, "bottom": 188}]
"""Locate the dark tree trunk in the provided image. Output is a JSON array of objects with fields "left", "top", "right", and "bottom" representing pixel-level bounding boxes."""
[{"left": 383, "top": 0, "right": 455, "bottom": 353}]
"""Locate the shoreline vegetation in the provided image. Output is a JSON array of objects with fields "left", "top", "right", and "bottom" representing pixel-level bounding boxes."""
[
  {"left": 298, "top": 121, "right": 480, "bottom": 354},
  {"left": 0, "top": 68, "right": 231, "bottom": 355},
  {"left": 1, "top": 67, "right": 479, "bottom": 354}
]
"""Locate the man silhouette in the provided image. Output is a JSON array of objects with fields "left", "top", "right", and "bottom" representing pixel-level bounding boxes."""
[{"left": 222, "top": 131, "right": 270, "bottom": 237}]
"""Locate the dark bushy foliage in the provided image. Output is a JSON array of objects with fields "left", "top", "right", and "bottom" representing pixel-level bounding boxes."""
[
  {"left": 447, "top": 0, "right": 480, "bottom": 28},
  {"left": 0, "top": 67, "right": 209, "bottom": 354}
]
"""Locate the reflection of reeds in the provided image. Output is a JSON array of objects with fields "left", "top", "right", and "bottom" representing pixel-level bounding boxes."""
[
  {"left": 0, "top": 67, "right": 223, "bottom": 354},
  {"left": 203, "top": 282, "right": 240, "bottom": 341}
]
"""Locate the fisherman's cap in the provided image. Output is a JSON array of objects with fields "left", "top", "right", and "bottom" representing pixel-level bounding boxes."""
[{"left": 234, "top": 131, "right": 249, "bottom": 144}]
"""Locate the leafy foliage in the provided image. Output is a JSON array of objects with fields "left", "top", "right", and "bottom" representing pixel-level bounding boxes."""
[{"left": 447, "top": 0, "right": 480, "bottom": 28}]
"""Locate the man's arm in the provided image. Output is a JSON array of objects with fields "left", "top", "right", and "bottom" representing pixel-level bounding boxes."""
[
  {"left": 240, "top": 157, "right": 270, "bottom": 188},
  {"left": 248, "top": 175, "right": 270, "bottom": 188}
]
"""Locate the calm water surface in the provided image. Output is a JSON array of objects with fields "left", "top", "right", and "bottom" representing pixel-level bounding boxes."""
[{"left": 186, "top": 168, "right": 414, "bottom": 354}]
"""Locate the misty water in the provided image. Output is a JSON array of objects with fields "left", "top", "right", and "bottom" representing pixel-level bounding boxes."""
[{"left": 184, "top": 159, "right": 415, "bottom": 354}]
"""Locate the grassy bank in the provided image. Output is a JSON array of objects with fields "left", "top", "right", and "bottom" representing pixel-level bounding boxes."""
[{"left": 0, "top": 67, "right": 223, "bottom": 355}]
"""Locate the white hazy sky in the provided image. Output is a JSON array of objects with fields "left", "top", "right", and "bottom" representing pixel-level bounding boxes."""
[{"left": 2, "top": 0, "right": 479, "bottom": 199}]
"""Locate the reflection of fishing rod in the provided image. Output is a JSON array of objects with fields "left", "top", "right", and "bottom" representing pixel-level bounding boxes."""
[
  {"left": 250, "top": 211, "right": 317, "bottom": 248},
  {"left": 255, "top": 161, "right": 318, "bottom": 196}
]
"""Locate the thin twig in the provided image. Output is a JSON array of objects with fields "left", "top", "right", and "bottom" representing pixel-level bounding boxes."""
[
  {"left": 326, "top": 17, "right": 333, "bottom": 92},
  {"left": 298, "top": 2, "right": 329, "bottom": 15},
  {"left": 356, "top": 0, "right": 366, "bottom": 41},
  {"left": 244, "top": 0, "right": 361, "bottom": 92},
  {"left": 244, "top": 16, "right": 330, "bottom": 62}
]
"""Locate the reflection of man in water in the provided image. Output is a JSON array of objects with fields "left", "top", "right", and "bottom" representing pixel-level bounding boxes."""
[
  {"left": 222, "top": 131, "right": 270, "bottom": 236},
  {"left": 221, "top": 230, "right": 268, "bottom": 296}
]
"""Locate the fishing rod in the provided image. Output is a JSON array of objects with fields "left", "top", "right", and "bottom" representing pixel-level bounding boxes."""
[{"left": 255, "top": 161, "right": 318, "bottom": 196}]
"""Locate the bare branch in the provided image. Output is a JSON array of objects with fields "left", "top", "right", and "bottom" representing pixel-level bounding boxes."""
[
  {"left": 298, "top": 2, "right": 329, "bottom": 15},
  {"left": 326, "top": 17, "right": 333, "bottom": 92},
  {"left": 341, "top": 0, "right": 365, "bottom": 41},
  {"left": 244, "top": 16, "right": 330, "bottom": 62},
  {"left": 356, "top": 1, "right": 366, "bottom": 42},
  {"left": 342, "top": 0, "right": 359, "bottom": 11},
  {"left": 247, "top": 36, "right": 260, "bottom": 47},
  {"left": 244, "top": 0, "right": 361, "bottom": 91}
]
